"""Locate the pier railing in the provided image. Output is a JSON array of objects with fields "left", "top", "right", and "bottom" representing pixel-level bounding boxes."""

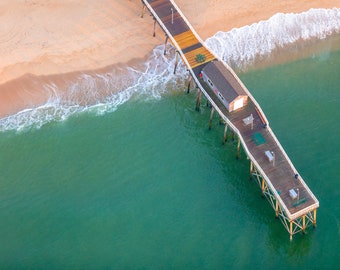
[{"left": 141, "top": 0, "right": 319, "bottom": 239}]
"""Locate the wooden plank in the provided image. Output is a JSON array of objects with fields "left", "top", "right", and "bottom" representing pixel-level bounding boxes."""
[
  {"left": 149, "top": 0, "right": 168, "bottom": 8},
  {"left": 183, "top": 47, "right": 215, "bottom": 68},
  {"left": 173, "top": 30, "right": 199, "bottom": 50}
]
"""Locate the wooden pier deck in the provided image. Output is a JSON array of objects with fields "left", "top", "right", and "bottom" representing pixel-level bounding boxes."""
[{"left": 141, "top": 0, "right": 319, "bottom": 239}]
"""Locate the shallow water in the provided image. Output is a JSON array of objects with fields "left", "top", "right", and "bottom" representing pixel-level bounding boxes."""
[{"left": 1, "top": 48, "right": 339, "bottom": 268}]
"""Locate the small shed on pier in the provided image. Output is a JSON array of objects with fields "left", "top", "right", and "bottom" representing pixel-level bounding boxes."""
[{"left": 201, "top": 61, "right": 248, "bottom": 112}]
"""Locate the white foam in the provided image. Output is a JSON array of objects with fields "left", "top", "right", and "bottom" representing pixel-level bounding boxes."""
[
  {"left": 205, "top": 8, "right": 340, "bottom": 70},
  {"left": 0, "top": 46, "right": 187, "bottom": 132}
]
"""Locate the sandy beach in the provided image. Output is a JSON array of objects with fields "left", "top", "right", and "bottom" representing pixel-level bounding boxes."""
[{"left": 0, "top": 0, "right": 338, "bottom": 118}]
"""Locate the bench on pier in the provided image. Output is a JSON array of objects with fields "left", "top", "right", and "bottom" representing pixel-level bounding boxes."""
[
  {"left": 255, "top": 107, "right": 267, "bottom": 128},
  {"left": 265, "top": 150, "right": 274, "bottom": 162},
  {"left": 243, "top": 114, "right": 254, "bottom": 129},
  {"left": 289, "top": 189, "right": 298, "bottom": 199}
]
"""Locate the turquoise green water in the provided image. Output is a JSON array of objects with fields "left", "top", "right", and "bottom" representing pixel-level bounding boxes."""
[{"left": 0, "top": 49, "right": 339, "bottom": 268}]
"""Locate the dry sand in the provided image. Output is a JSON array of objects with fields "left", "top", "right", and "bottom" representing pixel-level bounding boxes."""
[{"left": 0, "top": 0, "right": 338, "bottom": 118}]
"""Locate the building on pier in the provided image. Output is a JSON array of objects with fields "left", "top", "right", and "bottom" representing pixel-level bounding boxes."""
[{"left": 201, "top": 61, "right": 248, "bottom": 112}]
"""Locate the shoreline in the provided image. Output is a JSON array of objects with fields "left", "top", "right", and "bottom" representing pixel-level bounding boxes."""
[
  {"left": 175, "top": 0, "right": 339, "bottom": 40},
  {"left": 226, "top": 32, "right": 340, "bottom": 74},
  {"left": 0, "top": 0, "right": 339, "bottom": 119},
  {"left": 0, "top": 55, "right": 152, "bottom": 118}
]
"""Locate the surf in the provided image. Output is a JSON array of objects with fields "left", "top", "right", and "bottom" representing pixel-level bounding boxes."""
[
  {"left": 205, "top": 8, "right": 340, "bottom": 71},
  {"left": 1, "top": 8, "right": 339, "bottom": 132}
]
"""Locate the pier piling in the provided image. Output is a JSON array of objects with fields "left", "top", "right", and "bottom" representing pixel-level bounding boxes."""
[
  {"left": 153, "top": 17, "right": 157, "bottom": 37},
  {"left": 209, "top": 107, "right": 215, "bottom": 130},
  {"left": 275, "top": 201, "right": 279, "bottom": 218},
  {"left": 261, "top": 178, "right": 266, "bottom": 197},
  {"left": 196, "top": 89, "right": 201, "bottom": 112},
  {"left": 223, "top": 123, "right": 228, "bottom": 144},
  {"left": 250, "top": 161, "right": 254, "bottom": 178},
  {"left": 236, "top": 136, "right": 241, "bottom": 159},
  {"left": 186, "top": 75, "right": 192, "bottom": 94},
  {"left": 141, "top": 4, "right": 146, "bottom": 18},
  {"left": 174, "top": 51, "right": 179, "bottom": 74},
  {"left": 164, "top": 35, "right": 169, "bottom": 55},
  {"left": 219, "top": 116, "right": 223, "bottom": 125}
]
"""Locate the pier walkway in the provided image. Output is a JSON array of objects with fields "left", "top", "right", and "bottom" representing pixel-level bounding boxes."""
[{"left": 141, "top": 0, "right": 319, "bottom": 239}]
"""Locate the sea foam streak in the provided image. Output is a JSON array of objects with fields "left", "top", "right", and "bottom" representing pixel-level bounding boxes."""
[
  {"left": 1, "top": 8, "right": 339, "bottom": 131},
  {"left": 205, "top": 8, "right": 340, "bottom": 70}
]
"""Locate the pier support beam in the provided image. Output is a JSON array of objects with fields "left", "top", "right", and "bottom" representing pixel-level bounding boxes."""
[
  {"left": 275, "top": 201, "right": 279, "bottom": 218},
  {"left": 153, "top": 17, "right": 157, "bottom": 37},
  {"left": 236, "top": 136, "right": 241, "bottom": 159},
  {"left": 302, "top": 215, "right": 306, "bottom": 233},
  {"left": 313, "top": 209, "right": 317, "bottom": 228},
  {"left": 209, "top": 107, "right": 215, "bottom": 130},
  {"left": 186, "top": 75, "right": 192, "bottom": 94},
  {"left": 164, "top": 35, "right": 169, "bottom": 55},
  {"left": 196, "top": 90, "right": 201, "bottom": 111},
  {"left": 223, "top": 123, "right": 228, "bottom": 144},
  {"left": 173, "top": 51, "right": 179, "bottom": 74},
  {"left": 219, "top": 116, "right": 223, "bottom": 126},
  {"left": 250, "top": 161, "right": 254, "bottom": 178},
  {"left": 251, "top": 162, "right": 318, "bottom": 239},
  {"left": 261, "top": 178, "right": 266, "bottom": 197},
  {"left": 231, "top": 131, "right": 235, "bottom": 142},
  {"left": 141, "top": 4, "right": 146, "bottom": 18}
]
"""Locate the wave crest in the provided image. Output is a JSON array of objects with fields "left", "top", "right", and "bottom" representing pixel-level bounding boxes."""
[{"left": 205, "top": 8, "right": 340, "bottom": 70}]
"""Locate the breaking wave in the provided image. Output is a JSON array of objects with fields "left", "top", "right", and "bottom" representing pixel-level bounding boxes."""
[
  {"left": 0, "top": 46, "right": 187, "bottom": 132},
  {"left": 205, "top": 8, "right": 340, "bottom": 70},
  {"left": 1, "top": 8, "right": 339, "bottom": 131}
]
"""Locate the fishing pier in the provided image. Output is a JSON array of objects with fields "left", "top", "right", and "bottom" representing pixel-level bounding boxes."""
[{"left": 140, "top": 0, "right": 319, "bottom": 239}]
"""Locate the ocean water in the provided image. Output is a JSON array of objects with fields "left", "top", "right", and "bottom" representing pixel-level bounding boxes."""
[{"left": 0, "top": 9, "right": 340, "bottom": 269}]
